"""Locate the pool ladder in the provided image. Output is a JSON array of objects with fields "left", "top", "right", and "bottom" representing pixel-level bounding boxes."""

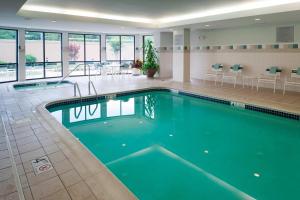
[
  {"left": 88, "top": 80, "right": 98, "bottom": 98},
  {"left": 73, "top": 82, "right": 82, "bottom": 102},
  {"left": 73, "top": 81, "right": 98, "bottom": 102}
]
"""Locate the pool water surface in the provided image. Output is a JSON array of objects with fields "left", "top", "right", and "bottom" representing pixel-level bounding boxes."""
[{"left": 48, "top": 90, "right": 300, "bottom": 200}]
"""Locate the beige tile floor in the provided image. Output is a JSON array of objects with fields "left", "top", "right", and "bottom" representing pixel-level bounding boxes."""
[{"left": 0, "top": 75, "right": 299, "bottom": 200}]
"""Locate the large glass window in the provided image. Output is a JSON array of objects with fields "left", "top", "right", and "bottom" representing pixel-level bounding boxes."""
[
  {"left": 0, "top": 29, "right": 18, "bottom": 83},
  {"left": 106, "top": 36, "right": 120, "bottom": 61},
  {"left": 45, "top": 33, "right": 62, "bottom": 77},
  {"left": 106, "top": 35, "right": 135, "bottom": 64},
  {"left": 68, "top": 34, "right": 101, "bottom": 76},
  {"left": 121, "top": 36, "right": 135, "bottom": 61},
  {"left": 143, "top": 35, "right": 154, "bottom": 61},
  {"left": 25, "top": 31, "right": 62, "bottom": 79}
]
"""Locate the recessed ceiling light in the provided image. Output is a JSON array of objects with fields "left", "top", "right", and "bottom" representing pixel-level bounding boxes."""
[
  {"left": 255, "top": 18, "right": 261, "bottom": 21},
  {"left": 51, "top": 20, "right": 57, "bottom": 23},
  {"left": 205, "top": 24, "right": 210, "bottom": 27}
]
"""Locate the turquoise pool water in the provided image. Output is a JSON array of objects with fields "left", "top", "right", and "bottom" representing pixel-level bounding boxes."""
[
  {"left": 48, "top": 91, "right": 300, "bottom": 200},
  {"left": 14, "top": 80, "right": 73, "bottom": 91}
]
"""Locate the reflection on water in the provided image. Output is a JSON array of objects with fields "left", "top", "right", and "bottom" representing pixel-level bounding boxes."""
[
  {"left": 52, "top": 95, "right": 159, "bottom": 125},
  {"left": 107, "top": 98, "right": 135, "bottom": 117},
  {"left": 144, "top": 94, "right": 157, "bottom": 119},
  {"left": 53, "top": 97, "right": 148, "bottom": 125},
  {"left": 70, "top": 104, "right": 101, "bottom": 123}
]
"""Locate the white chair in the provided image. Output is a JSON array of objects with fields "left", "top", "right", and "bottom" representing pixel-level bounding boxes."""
[
  {"left": 221, "top": 64, "right": 243, "bottom": 88},
  {"left": 257, "top": 66, "right": 281, "bottom": 93},
  {"left": 283, "top": 68, "right": 300, "bottom": 95},
  {"left": 205, "top": 64, "right": 223, "bottom": 85}
]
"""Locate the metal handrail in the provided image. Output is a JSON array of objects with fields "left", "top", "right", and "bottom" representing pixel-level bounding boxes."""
[
  {"left": 74, "top": 82, "right": 82, "bottom": 103},
  {"left": 57, "top": 63, "right": 100, "bottom": 98},
  {"left": 56, "top": 63, "right": 83, "bottom": 85},
  {"left": 88, "top": 80, "right": 98, "bottom": 98},
  {"left": 56, "top": 63, "right": 95, "bottom": 84}
]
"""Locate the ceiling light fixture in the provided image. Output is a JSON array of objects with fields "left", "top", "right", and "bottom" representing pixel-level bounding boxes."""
[
  {"left": 158, "top": 0, "right": 300, "bottom": 23},
  {"left": 21, "top": 5, "right": 154, "bottom": 24},
  {"left": 51, "top": 20, "right": 57, "bottom": 23},
  {"left": 255, "top": 18, "right": 261, "bottom": 21},
  {"left": 20, "top": 0, "right": 300, "bottom": 25},
  {"left": 205, "top": 24, "right": 210, "bottom": 27}
]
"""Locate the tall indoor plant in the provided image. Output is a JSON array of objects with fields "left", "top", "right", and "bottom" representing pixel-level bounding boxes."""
[{"left": 143, "top": 40, "right": 159, "bottom": 78}]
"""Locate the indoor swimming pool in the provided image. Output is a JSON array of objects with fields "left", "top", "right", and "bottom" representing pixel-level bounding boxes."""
[{"left": 47, "top": 90, "right": 300, "bottom": 200}]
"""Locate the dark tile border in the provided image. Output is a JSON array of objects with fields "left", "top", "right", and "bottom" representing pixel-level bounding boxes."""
[
  {"left": 45, "top": 88, "right": 300, "bottom": 121},
  {"left": 245, "top": 105, "right": 300, "bottom": 120},
  {"left": 178, "top": 91, "right": 231, "bottom": 105}
]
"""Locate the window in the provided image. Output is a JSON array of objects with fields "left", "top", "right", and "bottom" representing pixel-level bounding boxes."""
[
  {"left": 143, "top": 35, "right": 154, "bottom": 61},
  {"left": 0, "top": 29, "right": 18, "bottom": 83},
  {"left": 106, "top": 35, "right": 135, "bottom": 65},
  {"left": 45, "top": 33, "right": 62, "bottom": 78},
  {"left": 68, "top": 34, "right": 101, "bottom": 76},
  {"left": 25, "top": 31, "right": 62, "bottom": 79},
  {"left": 121, "top": 36, "right": 135, "bottom": 61},
  {"left": 106, "top": 36, "right": 120, "bottom": 61}
]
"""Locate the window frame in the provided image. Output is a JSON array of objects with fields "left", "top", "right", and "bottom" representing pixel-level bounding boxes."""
[
  {"left": 68, "top": 33, "right": 101, "bottom": 77},
  {"left": 0, "top": 28, "right": 18, "bottom": 83},
  {"left": 105, "top": 35, "right": 135, "bottom": 64},
  {"left": 25, "top": 31, "right": 63, "bottom": 80}
]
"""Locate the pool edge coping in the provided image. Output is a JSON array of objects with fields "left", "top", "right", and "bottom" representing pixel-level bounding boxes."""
[
  {"left": 44, "top": 86, "right": 300, "bottom": 120},
  {"left": 36, "top": 86, "right": 299, "bottom": 200}
]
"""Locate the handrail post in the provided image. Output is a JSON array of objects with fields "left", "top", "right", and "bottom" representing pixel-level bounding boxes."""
[
  {"left": 73, "top": 82, "right": 82, "bottom": 103},
  {"left": 87, "top": 63, "right": 91, "bottom": 95},
  {"left": 74, "top": 83, "right": 77, "bottom": 97}
]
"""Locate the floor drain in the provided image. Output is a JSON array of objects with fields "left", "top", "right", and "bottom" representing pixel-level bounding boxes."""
[{"left": 31, "top": 156, "right": 53, "bottom": 175}]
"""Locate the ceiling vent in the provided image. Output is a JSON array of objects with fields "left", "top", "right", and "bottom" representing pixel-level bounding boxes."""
[{"left": 276, "top": 26, "right": 294, "bottom": 43}]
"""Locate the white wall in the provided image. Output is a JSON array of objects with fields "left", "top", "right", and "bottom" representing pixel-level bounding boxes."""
[
  {"left": 154, "top": 32, "right": 173, "bottom": 79},
  {"left": 193, "top": 23, "right": 300, "bottom": 46},
  {"left": 190, "top": 23, "right": 300, "bottom": 91}
]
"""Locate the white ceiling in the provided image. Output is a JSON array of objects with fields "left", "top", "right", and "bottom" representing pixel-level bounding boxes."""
[
  {"left": 24, "top": 0, "right": 248, "bottom": 19},
  {"left": 0, "top": 0, "right": 154, "bottom": 34},
  {"left": 1, "top": 0, "right": 300, "bottom": 34}
]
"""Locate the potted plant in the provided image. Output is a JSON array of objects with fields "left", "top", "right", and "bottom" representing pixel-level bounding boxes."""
[
  {"left": 132, "top": 59, "right": 143, "bottom": 76},
  {"left": 143, "top": 40, "right": 159, "bottom": 78}
]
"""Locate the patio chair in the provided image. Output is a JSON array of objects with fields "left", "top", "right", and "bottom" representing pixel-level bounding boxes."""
[
  {"left": 283, "top": 67, "right": 300, "bottom": 95},
  {"left": 257, "top": 66, "right": 281, "bottom": 93},
  {"left": 221, "top": 64, "right": 243, "bottom": 88},
  {"left": 205, "top": 64, "right": 223, "bottom": 85}
]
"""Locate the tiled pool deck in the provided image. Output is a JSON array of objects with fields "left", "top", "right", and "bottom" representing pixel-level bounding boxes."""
[{"left": 0, "top": 75, "right": 300, "bottom": 200}]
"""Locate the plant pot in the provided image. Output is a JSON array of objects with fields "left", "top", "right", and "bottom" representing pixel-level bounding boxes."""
[
  {"left": 147, "top": 69, "right": 157, "bottom": 78},
  {"left": 132, "top": 68, "right": 141, "bottom": 76}
]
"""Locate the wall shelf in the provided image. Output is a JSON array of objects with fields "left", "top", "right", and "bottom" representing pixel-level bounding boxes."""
[{"left": 191, "top": 42, "right": 300, "bottom": 53}]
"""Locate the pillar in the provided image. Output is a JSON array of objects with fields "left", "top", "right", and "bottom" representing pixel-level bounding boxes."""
[{"left": 173, "top": 28, "right": 190, "bottom": 82}]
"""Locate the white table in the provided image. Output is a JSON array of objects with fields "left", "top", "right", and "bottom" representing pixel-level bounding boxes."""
[{"left": 243, "top": 76, "right": 257, "bottom": 89}]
